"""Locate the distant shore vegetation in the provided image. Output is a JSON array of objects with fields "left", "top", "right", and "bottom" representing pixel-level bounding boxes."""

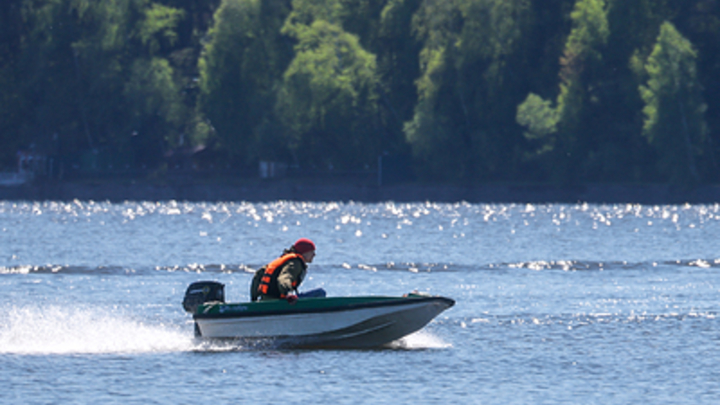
[{"left": 1, "top": 0, "right": 719, "bottom": 185}]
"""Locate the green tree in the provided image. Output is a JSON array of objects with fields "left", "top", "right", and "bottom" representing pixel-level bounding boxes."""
[
  {"left": 198, "top": 0, "right": 292, "bottom": 166},
  {"left": 135, "top": 2, "right": 185, "bottom": 55},
  {"left": 516, "top": 0, "right": 609, "bottom": 182},
  {"left": 373, "top": 0, "right": 423, "bottom": 155},
  {"left": 276, "top": 22, "right": 380, "bottom": 169},
  {"left": 15, "top": 0, "right": 95, "bottom": 158},
  {"left": 124, "top": 2, "right": 191, "bottom": 165},
  {"left": 335, "top": 0, "right": 423, "bottom": 158},
  {"left": 407, "top": 0, "right": 532, "bottom": 181},
  {"left": 275, "top": 0, "right": 381, "bottom": 170},
  {"left": 585, "top": 0, "right": 670, "bottom": 182},
  {"left": 669, "top": 0, "right": 720, "bottom": 181},
  {"left": 640, "top": 21, "right": 707, "bottom": 184},
  {"left": 12, "top": 0, "right": 189, "bottom": 170},
  {"left": 124, "top": 57, "right": 185, "bottom": 142}
]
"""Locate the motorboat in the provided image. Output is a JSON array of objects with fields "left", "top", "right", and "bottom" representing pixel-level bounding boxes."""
[{"left": 182, "top": 281, "right": 455, "bottom": 349}]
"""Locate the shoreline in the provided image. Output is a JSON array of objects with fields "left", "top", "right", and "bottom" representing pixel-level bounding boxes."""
[{"left": 2, "top": 180, "right": 720, "bottom": 204}]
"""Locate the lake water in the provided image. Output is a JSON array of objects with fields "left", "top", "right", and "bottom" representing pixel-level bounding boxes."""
[{"left": 1, "top": 200, "right": 719, "bottom": 404}]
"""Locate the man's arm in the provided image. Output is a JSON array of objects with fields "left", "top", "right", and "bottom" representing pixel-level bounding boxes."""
[{"left": 276, "top": 259, "right": 303, "bottom": 296}]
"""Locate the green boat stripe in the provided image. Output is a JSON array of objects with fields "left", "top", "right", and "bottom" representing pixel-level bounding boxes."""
[{"left": 193, "top": 296, "right": 455, "bottom": 320}]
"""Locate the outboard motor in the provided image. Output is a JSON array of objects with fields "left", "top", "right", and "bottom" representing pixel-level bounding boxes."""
[{"left": 182, "top": 281, "right": 225, "bottom": 313}]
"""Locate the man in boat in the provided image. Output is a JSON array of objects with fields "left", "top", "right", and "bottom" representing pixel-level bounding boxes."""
[{"left": 250, "top": 238, "right": 326, "bottom": 303}]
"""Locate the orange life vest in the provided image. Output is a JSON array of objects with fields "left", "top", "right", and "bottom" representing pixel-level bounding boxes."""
[{"left": 257, "top": 253, "right": 305, "bottom": 298}]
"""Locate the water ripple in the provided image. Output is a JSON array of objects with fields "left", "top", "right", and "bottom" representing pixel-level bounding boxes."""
[{"left": 3, "top": 259, "right": 719, "bottom": 275}]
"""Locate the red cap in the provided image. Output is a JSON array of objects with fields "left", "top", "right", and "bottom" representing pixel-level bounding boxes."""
[{"left": 293, "top": 238, "right": 316, "bottom": 254}]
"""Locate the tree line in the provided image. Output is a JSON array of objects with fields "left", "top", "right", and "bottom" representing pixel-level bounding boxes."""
[{"left": 2, "top": 0, "right": 719, "bottom": 185}]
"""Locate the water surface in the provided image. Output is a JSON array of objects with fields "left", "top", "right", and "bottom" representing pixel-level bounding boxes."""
[{"left": 1, "top": 201, "right": 719, "bottom": 404}]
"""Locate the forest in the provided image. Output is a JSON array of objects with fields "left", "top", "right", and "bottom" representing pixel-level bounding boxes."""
[{"left": 1, "top": 0, "right": 719, "bottom": 185}]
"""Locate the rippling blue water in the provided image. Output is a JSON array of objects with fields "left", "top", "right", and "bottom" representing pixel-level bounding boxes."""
[{"left": 1, "top": 200, "right": 719, "bottom": 404}]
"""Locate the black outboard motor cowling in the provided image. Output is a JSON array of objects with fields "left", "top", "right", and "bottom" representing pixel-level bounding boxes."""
[{"left": 182, "top": 281, "right": 225, "bottom": 313}]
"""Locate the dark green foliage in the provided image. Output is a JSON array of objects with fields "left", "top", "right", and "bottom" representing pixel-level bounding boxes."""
[
  {"left": 277, "top": 1, "right": 380, "bottom": 170},
  {"left": 406, "top": 0, "right": 536, "bottom": 181},
  {"left": 516, "top": 0, "right": 610, "bottom": 183},
  {"left": 3, "top": 0, "right": 200, "bottom": 171},
  {"left": 640, "top": 21, "right": 707, "bottom": 184},
  {"left": 198, "top": 0, "right": 293, "bottom": 167},
  {"left": 2, "top": 0, "right": 720, "bottom": 186},
  {"left": 0, "top": 0, "right": 25, "bottom": 167}
]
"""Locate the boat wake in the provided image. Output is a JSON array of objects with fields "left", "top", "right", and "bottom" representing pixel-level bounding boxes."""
[
  {"left": 0, "top": 305, "right": 195, "bottom": 355},
  {"left": 390, "top": 330, "right": 452, "bottom": 350}
]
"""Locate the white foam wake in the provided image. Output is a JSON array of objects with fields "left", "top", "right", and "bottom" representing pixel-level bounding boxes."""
[
  {"left": 390, "top": 330, "right": 452, "bottom": 350},
  {"left": 0, "top": 305, "right": 195, "bottom": 355}
]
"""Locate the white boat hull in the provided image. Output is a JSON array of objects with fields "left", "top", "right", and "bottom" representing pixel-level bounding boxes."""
[{"left": 194, "top": 296, "right": 454, "bottom": 348}]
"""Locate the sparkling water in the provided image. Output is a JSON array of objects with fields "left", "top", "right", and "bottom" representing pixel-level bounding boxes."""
[{"left": 1, "top": 200, "right": 719, "bottom": 404}]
